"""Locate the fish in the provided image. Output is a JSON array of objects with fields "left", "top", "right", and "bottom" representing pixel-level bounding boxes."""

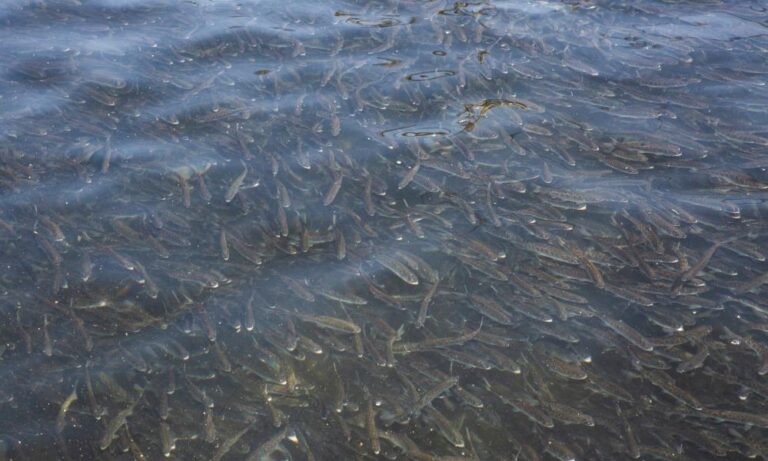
[
  {"left": 699, "top": 409, "right": 768, "bottom": 428},
  {"left": 245, "top": 425, "right": 292, "bottom": 461},
  {"left": 535, "top": 350, "right": 588, "bottom": 380},
  {"left": 323, "top": 171, "right": 343, "bottom": 206},
  {"left": 374, "top": 253, "right": 420, "bottom": 286},
  {"left": 600, "top": 317, "right": 655, "bottom": 351},
  {"left": 366, "top": 398, "right": 381, "bottom": 455},
  {"left": 676, "top": 345, "right": 710, "bottom": 373},
  {"left": 507, "top": 398, "right": 555, "bottom": 428},
  {"left": 55, "top": 385, "right": 79, "bottom": 434},
  {"left": 225, "top": 161, "right": 248, "bottom": 203},
  {"left": 644, "top": 369, "right": 703, "bottom": 410},
  {"left": 219, "top": 229, "right": 230, "bottom": 261},
  {"left": 315, "top": 287, "right": 368, "bottom": 305},
  {"left": 743, "top": 336, "right": 768, "bottom": 376},
  {"left": 672, "top": 236, "right": 742, "bottom": 293},
  {"left": 398, "top": 161, "right": 421, "bottom": 190},
  {"left": 294, "top": 313, "right": 362, "bottom": 334},
  {"left": 541, "top": 400, "right": 594, "bottom": 426},
  {"left": 99, "top": 393, "right": 142, "bottom": 450},
  {"left": 416, "top": 280, "right": 439, "bottom": 328},
  {"left": 412, "top": 376, "right": 459, "bottom": 414},
  {"left": 212, "top": 421, "right": 256, "bottom": 461},
  {"left": 469, "top": 294, "right": 515, "bottom": 325},
  {"left": 423, "top": 406, "right": 465, "bottom": 448}
]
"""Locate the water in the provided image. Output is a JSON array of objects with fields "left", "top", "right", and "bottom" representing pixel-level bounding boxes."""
[{"left": 1, "top": 0, "right": 768, "bottom": 459}]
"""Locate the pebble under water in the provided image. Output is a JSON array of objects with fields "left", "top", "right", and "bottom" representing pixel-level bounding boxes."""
[{"left": 1, "top": 0, "right": 768, "bottom": 459}]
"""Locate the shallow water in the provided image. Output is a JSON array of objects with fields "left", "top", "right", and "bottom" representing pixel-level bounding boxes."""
[{"left": 1, "top": 0, "right": 768, "bottom": 459}]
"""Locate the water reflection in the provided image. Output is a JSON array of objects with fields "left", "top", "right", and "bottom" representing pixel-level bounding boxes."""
[{"left": 1, "top": 0, "right": 768, "bottom": 459}]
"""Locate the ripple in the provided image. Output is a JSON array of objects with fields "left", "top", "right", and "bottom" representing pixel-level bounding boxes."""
[{"left": 404, "top": 69, "right": 456, "bottom": 81}]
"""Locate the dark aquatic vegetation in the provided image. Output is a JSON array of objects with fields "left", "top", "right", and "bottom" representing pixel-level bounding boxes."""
[{"left": 1, "top": 0, "right": 768, "bottom": 460}]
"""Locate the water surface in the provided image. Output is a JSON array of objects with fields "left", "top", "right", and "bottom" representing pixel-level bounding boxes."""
[{"left": 1, "top": 0, "right": 768, "bottom": 459}]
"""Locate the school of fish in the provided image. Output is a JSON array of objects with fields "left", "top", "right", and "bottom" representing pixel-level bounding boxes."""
[{"left": 1, "top": 0, "right": 768, "bottom": 460}]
